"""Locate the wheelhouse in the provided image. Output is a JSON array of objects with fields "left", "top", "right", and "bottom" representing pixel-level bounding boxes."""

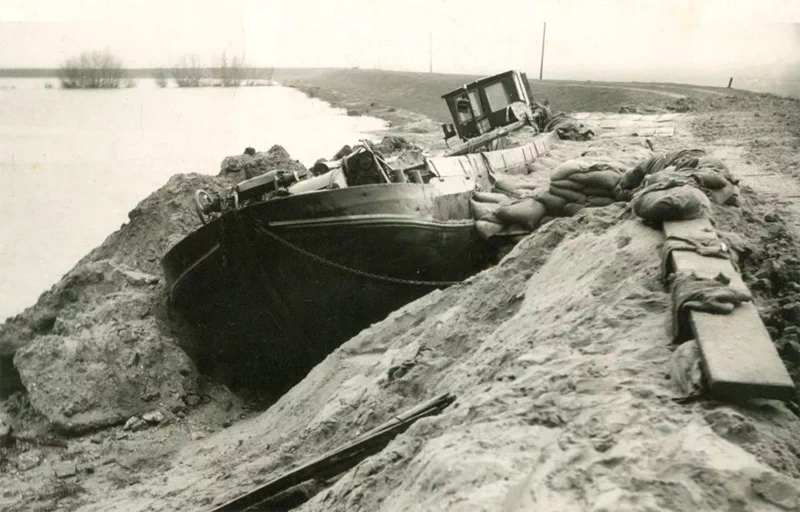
[{"left": 441, "top": 70, "right": 534, "bottom": 141}]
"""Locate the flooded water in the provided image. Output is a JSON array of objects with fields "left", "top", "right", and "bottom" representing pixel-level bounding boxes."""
[{"left": 0, "top": 78, "right": 387, "bottom": 319}]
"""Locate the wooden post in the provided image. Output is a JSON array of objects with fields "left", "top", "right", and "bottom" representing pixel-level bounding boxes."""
[
  {"left": 539, "top": 22, "right": 547, "bottom": 80},
  {"left": 727, "top": 77, "right": 733, "bottom": 88}
]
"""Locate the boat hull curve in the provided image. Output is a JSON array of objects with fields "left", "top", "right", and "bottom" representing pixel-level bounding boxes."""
[{"left": 162, "top": 183, "right": 490, "bottom": 390}]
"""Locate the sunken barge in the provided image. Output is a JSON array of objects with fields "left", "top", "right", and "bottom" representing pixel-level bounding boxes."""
[{"left": 162, "top": 70, "right": 539, "bottom": 390}]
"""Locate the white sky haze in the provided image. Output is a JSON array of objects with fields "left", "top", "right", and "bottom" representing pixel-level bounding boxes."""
[{"left": 1, "top": 0, "right": 799, "bottom": 89}]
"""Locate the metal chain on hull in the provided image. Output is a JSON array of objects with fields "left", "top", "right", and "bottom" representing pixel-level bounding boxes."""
[{"left": 251, "top": 219, "right": 464, "bottom": 288}]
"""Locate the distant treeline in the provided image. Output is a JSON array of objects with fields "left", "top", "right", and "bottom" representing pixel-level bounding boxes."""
[{"left": 0, "top": 68, "right": 280, "bottom": 79}]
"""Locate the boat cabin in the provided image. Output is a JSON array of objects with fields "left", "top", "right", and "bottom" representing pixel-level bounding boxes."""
[{"left": 441, "top": 70, "right": 534, "bottom": 141}]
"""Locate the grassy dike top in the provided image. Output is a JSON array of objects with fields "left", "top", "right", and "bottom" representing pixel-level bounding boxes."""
[{"left": 271, "top": 68, "right": 772, "bottom": 125}]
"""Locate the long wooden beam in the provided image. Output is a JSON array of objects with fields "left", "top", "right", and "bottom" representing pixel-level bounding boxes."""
[
  {"left": 210, "top": 393, "right": 456, "bottom": 512},
  {"left": 443, "top": 120, "right": 528, "bottom": 157}
]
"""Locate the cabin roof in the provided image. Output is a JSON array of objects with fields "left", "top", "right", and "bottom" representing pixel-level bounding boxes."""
[{"left": 441, "top": 70, "right": 520, "bottom": 100}]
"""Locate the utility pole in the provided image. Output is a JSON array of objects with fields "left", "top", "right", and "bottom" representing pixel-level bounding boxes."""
[
  {"left": 539, "top": 22, "right": 546, "bottom": 80},
  {"left": 429, "top": 32, "right": 433, "bottom": 73}
]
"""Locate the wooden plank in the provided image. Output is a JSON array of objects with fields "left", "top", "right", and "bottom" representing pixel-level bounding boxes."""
[
  {"left": 691, "top": 304, "right": 795, "bottom": 401},
  {"left": 663, "top": 219, "right": 795, "bottom": 402},
  {"left": 669, "top": 251, "right": 747, "bottom": 292}
]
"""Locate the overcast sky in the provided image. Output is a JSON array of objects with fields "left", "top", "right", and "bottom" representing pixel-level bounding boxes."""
[{"left": 1, "top": 0, "right": 799, "bottom": 87}]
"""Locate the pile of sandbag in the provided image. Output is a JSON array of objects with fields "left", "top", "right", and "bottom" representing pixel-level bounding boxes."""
[
  {"left": 631, "top": 175, "right": 711, "bottom": 223},
  {"left": 624, "top": 149, "right": 740, "bottom": 223},
  {"left": 547, "top": 159, "right": 624, "bottom": 215},
  {"left": 531, "top": 102, "right": 594, "bottom": 141},
  {"left": 470, "top": 191, "right": 547, "bottom": 242},
  {"left": 620, "top": 149, "right": 740, "bottom": 206}
]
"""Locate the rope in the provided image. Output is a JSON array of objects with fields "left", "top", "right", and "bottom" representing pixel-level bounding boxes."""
[{"left": 251, "top": 219, "right": 463, "bottom": 288}]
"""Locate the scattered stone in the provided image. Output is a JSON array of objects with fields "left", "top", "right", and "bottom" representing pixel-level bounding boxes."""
[
  {"left": 185, "top": 394, "right": 201, "bottom": 407},
  {"left": 17, "top": 451, "right": 41, "bottom": 471},
  {"left": 222, "top": 398, "right": 233, "bottom": 411},
  {"left": 53, "top": 462, "right": 78, "bottom": 479},
  {"left": 764, "top": 213, "right": 780, "bottom": 223},
  {"left": 222, "top": 420, "right": 232, "bottom": 428},
  {"left": 190, "top": 432, "right": 206, "bottom": 441},
  {"left": 115, "top": 432, "right": 129, "bottom": 441},
  {"left": 782, "top": 303, "right": 800, "bottom": 324},
  {"left": 123, "top": 416, "right": 147, "bottom": 432},
  {"left": 142, "top": 410, "right": 165, "bottom": 424},
  {"left": 0, "top": 415, "right": 12, "bottom": 446},
  {"left": 89, "top": 434, "right": 104, "bottom": 445}
]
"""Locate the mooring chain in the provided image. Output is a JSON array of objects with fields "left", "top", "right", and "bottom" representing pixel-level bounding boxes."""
[{"left": 252, "top": 220, "right": 462, "bottom": 288}]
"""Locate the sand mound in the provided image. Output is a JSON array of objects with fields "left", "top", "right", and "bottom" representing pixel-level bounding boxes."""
[
  {"left": 87, "top": 203, "right": 795, "bottom": 511},
  {"left": 0, "top": 173, "right": 228, "bottom": 431}
]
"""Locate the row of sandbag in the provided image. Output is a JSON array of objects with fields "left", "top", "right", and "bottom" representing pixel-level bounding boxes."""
[
  {"left": 621, "top": 149, "right": 741, "bottom": 222},
  {"left": 547, "top": 159, "right": 625, "bottom": 212},
  {"left": 470, "top": 157, "right": 628, "bottom": 241}
]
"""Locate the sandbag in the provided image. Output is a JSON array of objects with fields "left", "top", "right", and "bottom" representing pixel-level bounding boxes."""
[
  {"left": 473, "top": 191, "right": 513, "bottom": 203},
  {"left": 689, "top": 170, "right": 728, "bottom": 190},
  {"left": 621, "top": 148, "right": 707, "bottom": 190},
  {"left": 533, "top": 190, "right": 568, "bottom": 214},
  {"left": 527, "top": 162, "right": 550, "bottom": 175},
  {"left": 475, "top": 219, "right": 505, "bottom": 241},
  {"left": 671, "top": 271, "right": 752, "bottom": 342},
  {"left": 549, "top": 185, "right": 587, "bottom": 204},
  {"left": 708, "top": 183, "right": 739, "bottom": 206},
  {"left": 670, "top": 339, "right": 704, "bottom": 396},
  {"left": 567, "top": 169, "right": 621, "bottom": 190},
  {"left": 551, "top": 159, "right": 591, "bottom": 181},
  {"left": 470, "top": 198, "right": 502, "bottom": 220},
  {"left": 495, "top": 197, "right": 547, "bottom": 231},
  {"left": 563, "top": 203, "right": 585, "bottom": 216},
  {"left": 583, "top": 187, "right": 617, "bottom": 199},
  {"left": 587, "top": 196, "right": 616, "bottom": 207},
  {"left": 494, "top": 176, "right": 537, "bottom": 195},
  {"left": 550, "top": 179, "right": 585, "bottom": 191},
  {"left": 632, "top": 184, "right": 710, "bottom": 222},
  {"left": 535, "top": 156, "right": 560, "bottom": 169}
]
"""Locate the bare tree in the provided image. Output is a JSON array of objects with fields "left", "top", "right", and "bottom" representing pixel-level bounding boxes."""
[
  {"left": 172, "top": 55, "right": 205, "bottom": 87},
  {"left": 217, "top": 52, "right": 245, "bottom": 87},
  {"left": 154, "top": 68, "right": 169, "bottom": 88},
  {"left": 57, "top": 50, "right": 129, "bottom": 89}
]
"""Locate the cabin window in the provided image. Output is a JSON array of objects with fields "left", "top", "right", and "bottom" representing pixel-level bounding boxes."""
[
  {"left": 455, "top": 95, "right": 472, "bottom": 123},
  {"left": 485, "top": 82, "right": 511, "bottom": 112},
  {"left": 468, "top": 90, "right": 483, "bottom": 117}
]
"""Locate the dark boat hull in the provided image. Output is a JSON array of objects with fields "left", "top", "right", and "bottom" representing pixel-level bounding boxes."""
[{"left": 162, "top": 183, "right": 490, "bottom": 390}]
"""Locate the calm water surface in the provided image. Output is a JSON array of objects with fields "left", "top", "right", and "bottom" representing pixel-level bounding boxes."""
[{"left": 0, "top": 79, "right": 387, "bottom": 319}]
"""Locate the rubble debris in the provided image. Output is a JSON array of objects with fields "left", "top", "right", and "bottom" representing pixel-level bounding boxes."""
[
  {"left": 123, "top": 416, "right": 147, "bottom": 432},
  {"left": 219, "top": 144, "right": 308, "bottom": 182},
  {"left": 142, "top": 411, "right": 165, "bottom": 424}
]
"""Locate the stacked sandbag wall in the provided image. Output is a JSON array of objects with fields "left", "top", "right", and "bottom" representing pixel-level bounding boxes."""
[{"left": 470, "top": 146, "right": 742, "bottom": 254}]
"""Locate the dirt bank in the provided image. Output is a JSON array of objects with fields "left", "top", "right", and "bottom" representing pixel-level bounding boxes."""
[{"left": 2, "top": 79, "right": 800, "bottom": 511}]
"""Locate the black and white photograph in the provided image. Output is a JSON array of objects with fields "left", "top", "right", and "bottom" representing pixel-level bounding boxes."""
[{"left": 1, "top": 1, "right": 800, "bottom": 510}]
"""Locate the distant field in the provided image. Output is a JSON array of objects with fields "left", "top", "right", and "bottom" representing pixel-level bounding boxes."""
[{"left": 271, "top": 68, "right": 769, "bottom": 122}]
